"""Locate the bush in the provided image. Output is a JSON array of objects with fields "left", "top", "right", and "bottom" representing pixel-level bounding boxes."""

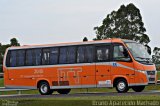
[{"left": 0, "top": 65, "right": 2, "bottom": 73}]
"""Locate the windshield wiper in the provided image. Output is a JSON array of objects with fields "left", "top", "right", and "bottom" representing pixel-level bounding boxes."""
[
  {"left": 135, "top": 57, "right": 150, "bottom": 60},
  {"left": 135, "top": 57, "right": 152, "bottom": 63}
]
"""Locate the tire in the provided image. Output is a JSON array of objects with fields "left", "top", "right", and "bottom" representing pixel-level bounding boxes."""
[
  {"left": 115, "top": 79, "right": 129, "bottom": 93},
  {"left": 38, "top": 81, "right": 52, "bottom": 95},
  {"left": 57, "top": 89, "right": 71, "bottom": 94},
  {"left": 132, "top": 86, "right": 145, "bottom": 92}
]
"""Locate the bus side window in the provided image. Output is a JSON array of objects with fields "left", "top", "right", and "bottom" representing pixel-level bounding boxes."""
[
  {"left": 96, "top": 46, "right": 110, "bottom": 62},
  {"left": 10, "top": 50, "right": 17, "bottom": 67},
  {"left": 59, "top": 47, "right": 67, "bottom": 64},
  {"left": 17, "top": 50, "right": 25, "bottom": 66},
  {"left": 6, "top": 51, "right": 11, "bottom": 67},
  {"left": 33, "top": 49, "right": 42, "bottom": 66},
  {"left": 26, "top": 49, "right": 33, "bottom": 66},
  {"left": 86, "top": 46, "right": 94, "bottom": 63},
  {"left": 50, "top": 48, "right": 59, "bottom": 64},
  {"left": 67, "top": 46, "right": 76, "bottom": 64},
  {"left": 42, "top": 48, "right": 50, "bottom": 65},
  {"left": 113, "top": 45, "right": 130, "bottom": 61},
  {"left": 77, "top": 46, "right": 85, "bottom": 63}
]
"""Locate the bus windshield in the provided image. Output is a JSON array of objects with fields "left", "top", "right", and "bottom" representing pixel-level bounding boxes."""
[{"left": 125, "top": 42, "right": 151, "bottom": 63}]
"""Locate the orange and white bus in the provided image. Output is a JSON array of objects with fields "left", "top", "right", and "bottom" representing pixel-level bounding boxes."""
[{"left": 3, "top": 38, "right": 157, "bottom": 95}]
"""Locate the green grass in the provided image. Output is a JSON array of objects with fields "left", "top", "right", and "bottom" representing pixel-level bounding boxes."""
[{"left": 0, "top": 78, "right": 4, "bottom": 87}]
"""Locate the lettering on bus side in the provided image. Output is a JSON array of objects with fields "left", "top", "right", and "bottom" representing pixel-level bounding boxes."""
[{"left": 34, "top": 69, "right": 44, "bottom": 74}]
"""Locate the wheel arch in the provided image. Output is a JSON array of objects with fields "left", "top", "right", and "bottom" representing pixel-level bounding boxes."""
[
  {"left": 113, "top": 76, "right": 129, "bottom": 87},
  {"left": 36, "top": 78, "right": 51, "bottom": 88}
]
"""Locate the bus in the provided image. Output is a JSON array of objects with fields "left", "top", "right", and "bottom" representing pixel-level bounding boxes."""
[{"left": 3, "top": 38, "right": 157, "bottom": 95}]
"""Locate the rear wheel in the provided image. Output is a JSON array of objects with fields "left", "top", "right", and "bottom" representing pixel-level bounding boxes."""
[
  {"left": 57, "top": 89, "right": 71, "bottom": 94},
  {"left": 115, "top": 79, "right": 129, "bottom": 93},
  {"left": 38, "top": 81, "right": 53, "bottom": 95},
  {"left": 132, "top": 86, "right": 145, "bottom": 92}
]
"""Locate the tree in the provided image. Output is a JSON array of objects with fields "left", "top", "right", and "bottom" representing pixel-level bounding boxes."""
[
  {"left": 83, "top": 37, "right": 88, "bottom": 42},
  {"left": 94, "top": 3, "right": 150, "bottom": 46},
  {"left": 10, "top": 38, "right": 20, "bottom": 46},
  {"left": 152, "top": 47, "right": 160, "bottom": 64}
]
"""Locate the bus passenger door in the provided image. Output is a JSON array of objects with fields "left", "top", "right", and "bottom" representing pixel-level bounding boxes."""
[{"left": 95, "top": 45, "right": 112, "bottom": 87}]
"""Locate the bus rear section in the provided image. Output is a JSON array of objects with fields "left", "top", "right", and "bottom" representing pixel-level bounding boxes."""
[{"left": 3, "top": 39, "right": 157, "bottom": 95}]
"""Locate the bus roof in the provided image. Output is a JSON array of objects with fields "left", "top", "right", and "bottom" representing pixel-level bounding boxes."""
[{"left": 8, "top": 38, "right": 132, "bottom": 50}]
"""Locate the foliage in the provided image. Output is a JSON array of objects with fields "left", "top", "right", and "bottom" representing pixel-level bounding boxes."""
[
  {"left": 10, "top": 38, "right": 20, "bottom": 46},
  {"left": 94, "top": 3, "right": 150, "bottom": 46},
  {"left": 83, "top": 37, "right": 88, "bottom": 42},
  {"left": 152, "top": 47, "right": 160, "bottom": 64}
]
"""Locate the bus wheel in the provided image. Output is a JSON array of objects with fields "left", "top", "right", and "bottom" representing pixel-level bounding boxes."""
[
  {"left": 115, "top": 79, "right": 129, "bottom": 93},
  {"left": 57, "top": 89, "right": 71, "bottom": 94},
  {"left": 132, "top": 86, "right": 145, "bottom": 92},
  {"left": 38, "top": 81, "right": 52, "bottom": 95}
]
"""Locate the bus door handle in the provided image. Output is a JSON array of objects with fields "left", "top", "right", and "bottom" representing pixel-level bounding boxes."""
[
  {"left": 96, "top": 70, "right": 98, "bottom": 72},
  {"left": 107, "top": 70, "right": 110, "bottom": 72},
  {"left": 83, "top": 76, "right": 87, "bottom": 77}
]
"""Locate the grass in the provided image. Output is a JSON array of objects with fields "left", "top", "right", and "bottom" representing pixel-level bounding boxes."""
[{"left": 0, "top": 78, "right": 3, "bottom": 87}]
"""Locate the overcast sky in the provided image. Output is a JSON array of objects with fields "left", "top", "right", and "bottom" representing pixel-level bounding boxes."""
[{"left": 0, "top": 0, "right": 160, "bottom": 49}]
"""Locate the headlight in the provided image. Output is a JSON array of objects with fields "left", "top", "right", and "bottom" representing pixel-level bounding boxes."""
[{"left": 137, "top": 70, "right": 146, "bottom": 74}]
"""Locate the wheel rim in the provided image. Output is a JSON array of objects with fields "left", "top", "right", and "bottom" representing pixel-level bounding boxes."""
[
  {"left": 117, "top": 81, "right": 126, "bottom": 91},
  {"left": 40, "top": 84, "right": 48, "bottom": 94}
]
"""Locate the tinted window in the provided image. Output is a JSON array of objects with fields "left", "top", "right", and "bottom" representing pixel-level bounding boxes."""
[
  {"left": 10, "top": 51, "right": 17, "bottom": 67},
  {"left": 67, "top": 46, "right": 76, "bottom": 64},
  {"left": 59, "top": 47, "right": 67, "bottom": 64},
  {"left": 42, "top": 48, "right": 50, "bottom": 65},
  {"left": 50, "top": 48, "right": 59, "bottom": 64},
  {"left": 26, "top": 49, "right": 33, "bottom": 66},
  {"left": 77, "top": 45, "right": 94, "bottom": 63},
  {"left": 113, "top": 45, "right": 130, "bottom": 61},
  {"left": 86, "top": 46, "right": 94, "bottom": 63},
  {"left": 77, "top": 46, "right": 85, "bottom": 63},
  {"left": 17, "top": 50, "right": 25, "bottom": 66},
  {"left": 96, "top": 46, "right": 109, "bottom": 62},
  {"left": 33, "top": 49, "right": 42, "bottom": 65},
  {"left": 6, "top": 51, "right": 11, "bottom": 67}
]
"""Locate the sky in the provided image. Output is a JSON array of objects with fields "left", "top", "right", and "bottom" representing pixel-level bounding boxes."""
[{"left": 0, "top": 0, "right": 160, "bottom": 49}]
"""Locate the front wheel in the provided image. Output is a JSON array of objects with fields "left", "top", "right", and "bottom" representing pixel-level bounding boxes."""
[
  {"left": 115, "top": 79, "right": 129, "bottom": 93},
  {"left": 132, "top": 86, "right": 145, "bottom": 92},
  {"left": 57, "top": 89, "right": 71, "bottom": 94}
]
